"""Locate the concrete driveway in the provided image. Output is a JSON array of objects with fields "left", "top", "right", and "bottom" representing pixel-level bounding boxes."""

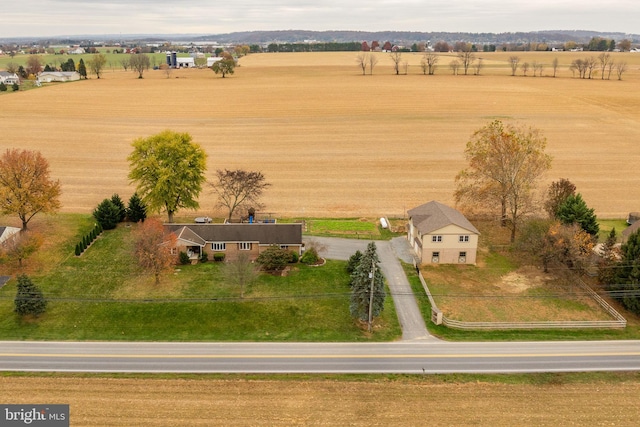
[{"left": 305, "top": 236, "right": 434, "bottom": 341}]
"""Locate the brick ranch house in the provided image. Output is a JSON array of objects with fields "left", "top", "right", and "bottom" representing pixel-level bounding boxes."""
[
  {"left": 407, "top": 201, "right": 480, "bottom": 265},
  {"left": 164, "top": 222, "right": 303, "bottom": 262}
]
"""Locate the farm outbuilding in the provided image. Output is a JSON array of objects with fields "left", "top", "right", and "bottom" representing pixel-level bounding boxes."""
[{"left": 37, "top": 71, "right": 80, "bottom": 83}]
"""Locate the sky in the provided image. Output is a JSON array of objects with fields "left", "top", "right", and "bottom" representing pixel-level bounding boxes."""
[{"left": 1, "top": 0, "right": 638, "bottom": 38}]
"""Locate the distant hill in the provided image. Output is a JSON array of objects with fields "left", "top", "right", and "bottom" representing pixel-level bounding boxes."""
[{"left": 2, "top": 30, "right": 638, "bottom": 46}]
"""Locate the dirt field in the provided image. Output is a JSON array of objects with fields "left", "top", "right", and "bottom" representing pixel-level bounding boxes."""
[
  {"left": 1, "top": 51, "right": 639, "bottom": 219},
  {"left": 2, "top": 376, "right": 639, "bottom": 426}
]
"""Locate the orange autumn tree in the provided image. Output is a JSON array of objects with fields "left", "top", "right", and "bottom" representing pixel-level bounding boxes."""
[
  {"left": 133, "top": 218, "right": 177, "bottom": 284},
  {"left": 0, "top": 149, "right": 61, "bottom": 231}
]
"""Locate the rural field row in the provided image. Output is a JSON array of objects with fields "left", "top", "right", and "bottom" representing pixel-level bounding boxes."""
[{"left": 1, "top": 52, "right": 639, "bottom": 218}]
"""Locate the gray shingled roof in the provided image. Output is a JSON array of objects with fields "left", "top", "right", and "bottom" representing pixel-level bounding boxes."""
[
  {"left": 165, "top": 223, "right": 303, "bottom": 245},
  {"left": 407, "top": 201, "right": 479, "bottom": 235},
  {"left": 622, "top": 221, "right": 640, "bottom": 239}
]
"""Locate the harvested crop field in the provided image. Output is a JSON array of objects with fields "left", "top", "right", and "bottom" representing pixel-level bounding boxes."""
[
  {"left": 1, "top": 52, "right": 640, "bottom": 218},
  {"left": 3, "top": 376, "right": 640, "bottom": 426}
]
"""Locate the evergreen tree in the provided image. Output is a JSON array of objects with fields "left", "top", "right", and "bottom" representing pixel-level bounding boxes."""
[
  {"left": 11, "top": 83, "right": 19, "bottom": 91},
  {"left": 611, "top": 230, "right": 640, "bottom": 315},
  {"left": 14, "top": 274, "right": 47, "bottom": 317},
  {"left": 78, "top": 58, "right": 87, "bottom": 79},
  {"left": 349, "top": 242, "right": 386, "bottom": 325},
  {"left": 92, "top": 198, "right": 120, "bottom": 230},
  {"left": 0, "top": 82, "right": 6, "bottom": 92},
  {"left": 127, "top": 192, "right": 147, "bottom": 222},
  {"left": 556, "top": 193, "right": 599, "bottom": 236},
  {"left": 44, "top": 64, "right": 53, "bottom": 72},
  {"left": 75, "top": 243, "right": 81, "bottom": 256},
  {"left": 346, "top": 250, "right": 363, "bottom": 276},
  {"left": 110, "top": 193, "right": 127, "bottom": 222}
]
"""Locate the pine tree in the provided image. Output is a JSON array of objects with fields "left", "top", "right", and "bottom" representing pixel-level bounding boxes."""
[
  {"left": 612, "top": 230, "right": 640, "bottom": 315},
  {"left": 0, "top": 82, "right": 6, "bottom": 92},
  {"left": 14, "top": 274, "right": 47, "bottom": 317},
  {"left": 349, "top": 242, "right": 386, "bottom": 326},
  {"left": 75, "top": 243, "right": 81, "bottom": 256},
  {"left": 78, "top": 58, "right": 87, "bottom": 79},
  {"left": 346, "top": 250, "right": 363, "bottom": 277},
  {"left": 126, "top": 192, "right": 147, "bottom": 223},
  {"left": 557, "top": 193, "right": 599, "bottom": 236},
  {"left": 93, "top": 199, "right": 120, "bottom": 230},
  {"left": 110, "top": 194, "right": 126, "bottom": 222}
]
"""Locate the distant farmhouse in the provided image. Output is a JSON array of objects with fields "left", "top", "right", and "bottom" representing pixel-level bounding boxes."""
[
  {"left": 0, "top": 71, "right": 20, "bottom": 85},
  {"left": 407, "top": 201, "right": 480, "bottom": 265},
  {"left": 165, "top": 222, "right": 304, "bottom": 263}
]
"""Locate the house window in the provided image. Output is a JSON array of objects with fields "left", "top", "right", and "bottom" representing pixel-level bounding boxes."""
[
  {"left": 211, "top": 243, "right": 226, "bottom": 251},
  {"left": 459, "top": 235, "right": 469, "bottom": 243},
  {"left": 459, "top": 251, "right": 467, "bottom": 263},
  {"left": 280, "top": 245, "right": 289, "bottom": 250},
  {"left": 170, "top": 247, "right": 178, "bottom": 255},
  {"left": 432, "top": 252, "right": 440, "bottom": 263},
  {"left": 432, "top": 235, "right": 442, "bottom": 243},
  {"left": 239, "top": 242, "right": 252, "bottom": 251}
]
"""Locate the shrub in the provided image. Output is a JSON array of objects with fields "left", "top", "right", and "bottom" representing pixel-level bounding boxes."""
[
  {"left": 93, "top": 198, "right": 120, "bottom": 230},
  {"left": 199, "top": 252, "right": 209, "bottom": 263},
  {"left": 256, "top": 245, "right": 290, "bottom": 271},
  {"left": 213, "top": 253, "right": 225, "bottom": 262},
  {"left": 289, "top": 251, "right": 299, "bottom": 263},
  {"left": 12, "top": 83, "right": 19, "bottom": 92},
  {"left": 75, "top": 243, "right": 81, "bottom": 256},
  {"left": 179, "top": 251, "right": 190, "bottom": 265},
  {"left": 300, "top": 247, "right": 320, "bottom": 265},
  {"left": 0, "top": 82, "right": 7, "bottom": 92}
]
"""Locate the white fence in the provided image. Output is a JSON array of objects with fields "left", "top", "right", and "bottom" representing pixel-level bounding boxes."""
[{"left": 418, "top": 273, "right": 626, "bottom": 330}]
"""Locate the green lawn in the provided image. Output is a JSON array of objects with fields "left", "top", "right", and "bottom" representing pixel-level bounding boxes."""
[
  {"left": 598, "top": 219, "right": 629, "bottom": 243},
  {"left": 0, "top": 215, "right": 400, "bottom": 341}
]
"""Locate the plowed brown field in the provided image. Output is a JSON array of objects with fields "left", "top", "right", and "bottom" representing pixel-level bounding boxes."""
[
  {"left": 3, "top": 376, "right": 640, "bottom": 426},
  {"left": 2, "top": 52, "right": 639, "bottom": 218}
]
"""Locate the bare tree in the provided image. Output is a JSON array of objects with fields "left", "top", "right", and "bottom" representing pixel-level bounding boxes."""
[
  {"left": 473, "top": 58, "right": 483, "bottom": 75},
  {"left": 389, "top": 51, "right": 402, "bottom": 75},
  {"left": 551, "top": 57, "right": 559, "bottom": 77},
  {"left": 615, "top": 62, "right": 627, "bottom": 80},
  {"left": 355, "top": 52, "right": 368, "bottom": 75},
  {"left": 223, "top": 253, "right": 258, "bottom": 298},
  {"left": 210, "top": 169, "right": 271, "bottom": 221},
  {"left": 509, "top": 56, "right": 520, "bottom": 76},
  {"left": 421, "top": 52, "right": 438, "bottom": 75},
  {"left": 570, "top": 59, "right": 587, "bottom": 78},
  {"left": 449, "top": 60, "right": 460, "bottom": 75},
  {"left": 402, "top": 60, "right": 409, "bottom": 75},
  {"left": 585, "top": 56, "right": 597, "bottom": 79},
  {"left": 120, "top": 57, "right": 130, "bottom": 71},
  {"left": 5, "top": 62, "right": 18, "bottom": 74},
  {"left": 457, "top": 47, "right": 476, "bottom": 75},
  {"left": 25, "top": 55, "right": 43, "bottom": 76},
  {"left": 368, "top": 54, "right": 378, "bottom": 75},
  {"left": 159, "top": 63, "right": 172, "bottom": 78},
  {"left": 532, "top": 61, "right": 544, "bottom": 77},
  {"left": 598, "top": 53, "right": 611, "bottom": 80},
  {"left": 521, "top": 62, "right": 530, "bottom": 76}
]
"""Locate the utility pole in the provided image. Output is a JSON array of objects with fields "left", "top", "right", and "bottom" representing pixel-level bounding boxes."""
[{"left": 368, "top": 258, "right": 376, "bottom": 333}]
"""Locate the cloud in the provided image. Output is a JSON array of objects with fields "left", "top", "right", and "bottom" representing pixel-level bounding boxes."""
[{"left": 1, "top": 1, "right": 638, "bottom": 38}]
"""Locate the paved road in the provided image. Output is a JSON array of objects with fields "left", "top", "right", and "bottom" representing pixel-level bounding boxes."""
[
  {"left": 2, "top": 340, "right": 639, "bottom": 373},
  {"left": 308, "top": 237, "right": 432, "bottom": 341}
]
